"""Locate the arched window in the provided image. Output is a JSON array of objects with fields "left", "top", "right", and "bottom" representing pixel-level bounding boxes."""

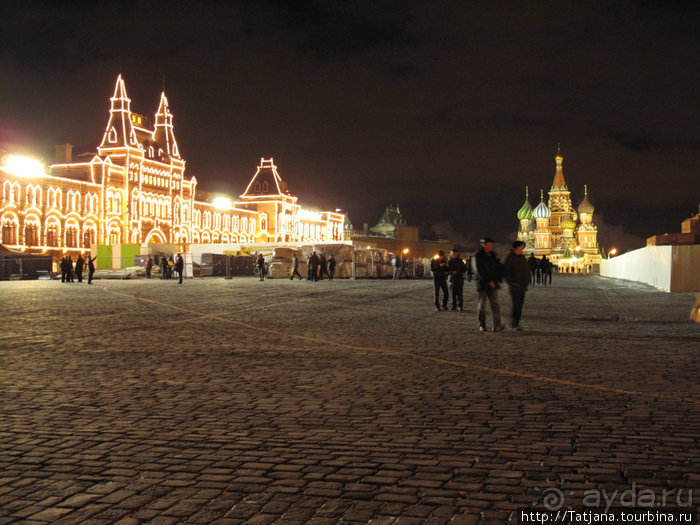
[
  {"left": 262, "top": 181, "right": 269, "bottom": 193},
  {"left": 24, "top": 216, "right": 40, "bottom": 246},
  {"left": 1, "top": 214, "right": 19, "bottom": 244},
  {"left": 45, "top": 219, "right": 60, "bottom": 247},
  {"left": 260, "top": 212, "right": 268, "bottom": 231},
  {"left": 83, "top": 222, "right": 96, "bottom": 249},
  {"left": 65, "top": 219, "right": 79, "bottom": 248},
  {"left": 48, "top": 187, "right": 62, "bottom": 209}
]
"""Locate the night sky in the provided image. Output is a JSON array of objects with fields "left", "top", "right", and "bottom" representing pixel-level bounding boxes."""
[{"left": 2, "top": 1, "right": 699, "bottom": 253}]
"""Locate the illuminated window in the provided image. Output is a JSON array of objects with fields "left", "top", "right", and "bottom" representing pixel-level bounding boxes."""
[
  {"left": 45, "top": 220, "right": 60, "bottom": 247},
  {"left": 83, "top": 223, "right": 96, "bottom": 248},
  {"left": 108, "top": 127, "right": 117, "bottom": 143},
  {"left": 24, "top": 219, "right": 39, "bottom": 246},
  {"left": 1, "top": 214, "right": 18, "bottom": 244},
  {"left": 65, "top": 221, "right": 79, "bottom": 248},
  {"left": 260, "top": 213, "right": 268, "bottom": 231}
]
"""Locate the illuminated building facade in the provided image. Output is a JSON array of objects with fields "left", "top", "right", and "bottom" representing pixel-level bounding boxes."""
[
  {"left": 0, "top": 75, "right": 344, "bottom": 259},
  {"left": 516, "top": 148, "right": 602, "bottom": 271}
]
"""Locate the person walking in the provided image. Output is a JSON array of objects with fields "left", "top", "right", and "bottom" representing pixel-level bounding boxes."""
[
  {"left": 466, "top": 256, "right": 474, "bottom": 282},
  {"left": 66, "top": 256, "right": 74, "bottom": 282},
  {"left": 392, "top": 255, "right": 401, "bottom": 280},
  {"left": 60, "top": 256, "right": 67, "bottom": 283},
  {"left": 539, "top": 255, "right": 551, "bottom": 287},
  {"left": 448, "top": 248, "right": 466, "bottom": 311},
  {"left": 256, "top": 254, "right": 266, "bottom": 281},
  {"left": 430, "top": 250, "right": 449, "bottom": 311},
  {"left": 290, "top": 254, "right": 303, "bottom": 280},
  {"left": 308, "top": 251, "right": 320, "bottom": 281},
  {"left": 160, "top": 256, "right": 168, "bottom": 279},
  {"left": 167, "top": 255, "right": 174, "bottom": 279},
  {"left": 474, "top": 237, "right": 504, "bottom": 332},
  {"left": 75, "top": 254, "right": 85, "bottom": 283},
  {"left": 503, "top": 241, "right": 530, "bottom": 330},
  {"left": 328, "top": 254, "right": 336, "bottom": 281},
  {"left": 146, "top": 256, "right": 153, "bottom": 279},
  {"left": 318, "top": 253, "right": 329, "bottom": 280},
  {"left": 175, "top": 253, "right": 184, "bottom": 284},
  {"left": 528, "top": 252, "right": 538, "bottom": 286},
  {"left": 87, "top": 254, "right": 97, "bottom": 284}
]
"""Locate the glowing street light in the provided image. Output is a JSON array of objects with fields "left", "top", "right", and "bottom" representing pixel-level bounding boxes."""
[
  {"left": 609, "top": 248, "right": 618, "bottom": 258},
  {"left": 212, "top": 197, "right": 232, "bottom": 210},
  {"left": 402, "top": 248, "right": 409, "bottom": 255},
  {"left": 2, "top": 155, "right": 45, "bottom": 177}
]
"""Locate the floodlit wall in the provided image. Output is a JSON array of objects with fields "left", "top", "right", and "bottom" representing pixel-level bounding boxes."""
[{"left": 600, "top": 245, "right": 699, "bottom": 292}]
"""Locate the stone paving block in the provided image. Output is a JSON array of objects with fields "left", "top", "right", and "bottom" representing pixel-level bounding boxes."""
[{"left": 1, "top": 278, "right": 698, "bottom": 523}]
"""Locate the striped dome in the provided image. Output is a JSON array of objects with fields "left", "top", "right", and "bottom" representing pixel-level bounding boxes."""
[
  {"left": 578, "top": 185, "right": 594, "bottom": 215},
  {"left": 533, "top": 198, "right": 551, "bottom": 219},
  {"left": 517, "top": 194, "right": 534, "bottom": 221}
]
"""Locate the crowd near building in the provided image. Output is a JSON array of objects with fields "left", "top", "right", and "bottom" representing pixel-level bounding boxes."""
[
  {"left": 0, "top": 75, "right": 344, "bottom": 269},
  {"left": 515, "top": 147, "right": 602, "bottom": 272}
]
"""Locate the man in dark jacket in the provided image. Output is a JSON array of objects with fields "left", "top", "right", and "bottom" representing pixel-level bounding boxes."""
[
  {"left": 447, "top": 249, "right": 466, "bottom": 311},
  {"left": 430, "top": 250, "right": 449, "bottom": 311},
  {"left": 504, "top": 241, "right": 531, "bottom": 330},
  {"left": 527, "top": 252, "right": 539, "bottom": 286},
  {"left": 539, "top": 255, "right": 551, "bottom": 286},
  {"left": 308, "top": 251, "right": 320, "bottom": 281},
  {"left": 75, "top": 254, "right": 84, "bottom": 283},
  {"left": 87, "top": 254, "right": 97, "bottom": 284},
  {"left": 474, "top": 237, "right": 503, "bottom": 332},
  {"left": 175, "top": 253, "right": 184, "bottom": 284},
  {"left": 328, "top": 255, "right": 336, "bottom": 281}
]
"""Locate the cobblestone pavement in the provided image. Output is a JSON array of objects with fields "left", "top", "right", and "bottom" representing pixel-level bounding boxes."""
[{"left": 1, "top": 275, "right": 699, "bottom": 524}]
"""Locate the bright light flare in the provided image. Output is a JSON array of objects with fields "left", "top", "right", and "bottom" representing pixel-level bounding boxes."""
[
  {"left": 402, "top": 248, "right": 409, "bottom": 254},
  {"left": 212, "top": 197, "right": 232, "bottom": 210},
  {"left": 2, "top": 155, "right": 44, "bottom": 177},
  {"left": 610, "top": 248, "right": 618, "bottom": 256}
]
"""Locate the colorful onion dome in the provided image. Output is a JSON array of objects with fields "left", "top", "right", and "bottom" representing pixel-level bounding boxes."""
[
  {"left": 561, "top": 214, "right": 577, "bottom": 230},
  {"left": 517, "top": 187, "right": 534, "bottom": 220},
  {"left": 533, "top": 189, "right": 551, "bottom": 219},
  {"left": 578, "top": 184, "right": 595, "bottom": 214}
]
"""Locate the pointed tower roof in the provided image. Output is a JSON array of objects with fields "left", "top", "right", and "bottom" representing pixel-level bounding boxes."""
[
  {"left": 240, "top": 158, "right": 290, "bottom": 199},
  {"left": 99, "top": 75, "right": 138, "bottom": 150},
  {"left": 578, "top": 184, "right": 595, "bottom": 214},
  {"left": 517, "top": 186, "right": 534, "bottom": 220},
  {"left": 153, "top": 92, "right": 181, "bottom": 159},
  {"left": 551, "top": 144, "right": 568, "bottom": 191}
]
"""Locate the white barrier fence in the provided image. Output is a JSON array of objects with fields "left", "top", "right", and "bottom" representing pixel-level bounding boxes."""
[{"left": 600, "top": 244, "right": 699, "bottom": 292}]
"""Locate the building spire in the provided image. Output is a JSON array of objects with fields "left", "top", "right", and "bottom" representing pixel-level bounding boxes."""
[
  {"left": 153, "top": 91, "right": 181, "bottom": 159},
  {"left": 551, "top": 144, "right": 568, "bottom": 190},
  {"left": 99, "top": 74, "right": 138, "bottom": 150}
]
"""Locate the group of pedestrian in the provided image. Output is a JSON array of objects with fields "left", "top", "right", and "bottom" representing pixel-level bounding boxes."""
[
  {"left": 430, "top": 238, "right": 536, "bottom": 332},
  {"left": 60, "top": 253, "right": 96, "bottom": 284},
  {"left": 301, "top": 251, "right": 336, "bottom": 282},
  {"left": 474, "top": 237, "right": 530, "bottom": 332},
  {"left": 392, "top": 255, "right": 406, "bottom": 280},
  {"left": 430, "top": 249, "right": 468, "bottom": 311},
  {"left": 158, "top": 254, "right": 184, "bottom": 283},
  {"left": 527, "top": 253, "right": 552, "bottom": 286}
]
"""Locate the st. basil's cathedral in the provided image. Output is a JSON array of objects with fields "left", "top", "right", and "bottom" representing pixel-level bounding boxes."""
[{"left": 516, "top": 148, "right": 602, "bottom": 272}]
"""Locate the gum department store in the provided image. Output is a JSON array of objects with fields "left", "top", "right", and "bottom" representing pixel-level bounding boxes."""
[{"left": 0, "top": 75, "right": 344, "bottom": 267}]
